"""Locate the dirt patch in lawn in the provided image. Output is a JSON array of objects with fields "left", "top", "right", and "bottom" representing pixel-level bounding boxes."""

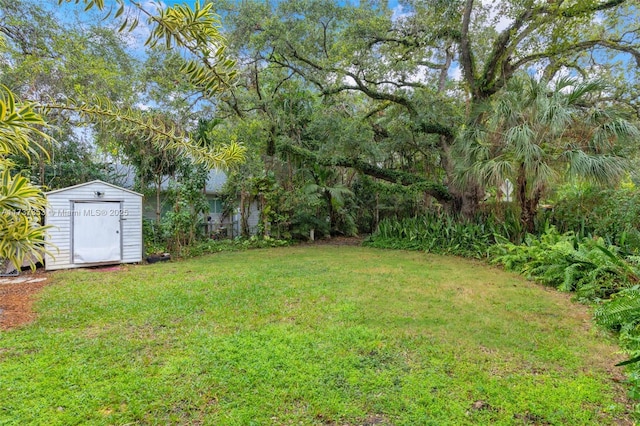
[
  {"left": 0, "top": 272, "right": 50, "bottom": 330},
  {"left": 305, "top": 236, "right": 365, "bottom": 246}
]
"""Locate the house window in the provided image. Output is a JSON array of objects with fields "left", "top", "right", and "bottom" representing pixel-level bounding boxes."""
[{"left": 209, "top": 198, "right": 223, "bottom": 214}]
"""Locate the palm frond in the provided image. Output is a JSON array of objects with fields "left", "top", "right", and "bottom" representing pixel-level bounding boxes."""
[
  {"left": 476, "top": 158, "right": 514, "bottom": 187},
  {"left": 565, "top": 150, "right": 626, "bottom": 185},
  {"left": 58, "top": 0, "right": 237, "bottom": 96},
  {"left": 591, "top": 118, "right": 640, "bottom": 150},
  {"left": 0, "top": 170, "right": 53, "bottom": 271},
  {"left": 565, "top": 79, "right": 606, "bottom": 105},
  {"left": 526, "top": 161, "right": 555, "bottom": 195},
  {"left": 327, "top": 185, "right": 353, "bottom": 207}
]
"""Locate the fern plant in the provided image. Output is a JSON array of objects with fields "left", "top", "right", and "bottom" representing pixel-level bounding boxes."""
[
  {"left": 491, "top": 227, "right": 639, "bottom": 299},
  {"left": 595, "top": 286, "right": 640, "bottom": 333},
  {"left": 595, "top": 286, "right": 640, "bottom": 371}
]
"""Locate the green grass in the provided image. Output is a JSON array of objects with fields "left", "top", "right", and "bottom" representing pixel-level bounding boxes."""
[{"left": 0, "top": 246, "right": 631, "bottom": 425}]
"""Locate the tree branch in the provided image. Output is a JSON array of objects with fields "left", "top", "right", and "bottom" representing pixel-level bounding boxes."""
[
  {"left": 283, "top": 46, "right": 420, "bottom": 116},
  {"left": 510, "top": 38, "right": 640, "bottom": 71},
  {"left": 459, "top": 0, "right": 476, "bottom": 94},
  {"left": 278, "top": 143, "right": 451, "bottom": 201},
  {"left": 479, "top": 8, "right": 538, "bottom": 98},
  {"left": 558, "top": 0, "right": 627, "bottom": 18},
  {"left": 438, "top": 44, "right": 453, "bottom": 93}
]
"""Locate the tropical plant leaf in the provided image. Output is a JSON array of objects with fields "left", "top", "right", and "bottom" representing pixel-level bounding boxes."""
[
  {"left": 39, "top": 97, "right": 245, "bottom": 169},
  {"left": 615, "top": 354, "right": 640, "bottom": 367}
]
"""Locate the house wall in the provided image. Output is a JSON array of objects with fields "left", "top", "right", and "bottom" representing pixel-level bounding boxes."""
[
  {"left": 146, "top": 194, "right": 262, "bottom": 237},
  {"left": 142, "top": 195, "right": 171, "bottom": 222},
  {"left": 45, "top": 181, "right": 143, "bottom": 270},
  {"left": 232, "top": 201, "right": 261, "bottom": 237},
  {"left": 115, "top": 166, "right": 262, "bottom": 237}
]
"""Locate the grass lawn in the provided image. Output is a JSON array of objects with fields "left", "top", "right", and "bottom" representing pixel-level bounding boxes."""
[{"left": 0, "top": 246, "right": 632, "bottom": 425}]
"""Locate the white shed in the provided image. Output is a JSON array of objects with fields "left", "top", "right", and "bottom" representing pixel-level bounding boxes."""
[{"left": 44, "top": 180, "right": 143, "bottom": 271}]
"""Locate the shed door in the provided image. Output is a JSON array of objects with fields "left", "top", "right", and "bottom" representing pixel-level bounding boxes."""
[{"left": 73, "top": 201, "right": 121, "bottom": 264}]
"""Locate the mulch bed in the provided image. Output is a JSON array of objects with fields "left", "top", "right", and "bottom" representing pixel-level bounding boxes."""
[{"left": 0, "top": 273, "right": 50, "bottom": 330}]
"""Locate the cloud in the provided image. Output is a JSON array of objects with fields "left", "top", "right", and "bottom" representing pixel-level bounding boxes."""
[
  {"left": 135, "top": 102, "right": 151, "bottom": 111},
  {"left": 449, "top": 64, "right": 462, "bottom": 81},
  {"left": 391, "top": 4, "right": 412, "bottom": 22}
]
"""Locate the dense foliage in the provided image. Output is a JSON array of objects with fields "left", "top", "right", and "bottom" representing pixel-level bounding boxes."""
[
  {"left": 3, "top": 0, "right": 640, "bottom": 256},
  {"left": 0, "top": 87, "right": 52, "bottom": 270},
  {"left": 491, "top": 227, "right": 639, "bottom": 300},
  {"left": 364, "top": 213, "right": 504, "bottom": 259},
  {"left": 0, "top": 0, "right": 247, "bottom": 268},
  {"left": 549, "top": 185, "right": 640, "bottom": 253}
]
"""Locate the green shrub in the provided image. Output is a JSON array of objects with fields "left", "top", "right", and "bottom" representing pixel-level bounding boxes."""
[
  {"left": 489, "top": 228, "right": 574, "bottom": 282},
  {"left": 143, "top": 218, "right": 167, "bottom": 255},
  {"left": 595, "top": 286, "right": 640, "bottom": 401},
  {"left": 596, "top": 286, "right": 640, "bottom": 345},
  {"left": 491, "top": 227, "right": 640, "bottom": 300},
  {"left": 490, "top": 226, "right": 640, "bottom": 405},
  {"left": 364, "top": 213, "right": 504, "bottom": 259},
  {"left": 549, "top": 185, "right": 640, "bottom": 253}
]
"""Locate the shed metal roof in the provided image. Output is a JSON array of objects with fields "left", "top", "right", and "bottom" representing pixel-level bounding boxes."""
[{"left": 45, "top": 180, "right": 143, "bottom": 197}]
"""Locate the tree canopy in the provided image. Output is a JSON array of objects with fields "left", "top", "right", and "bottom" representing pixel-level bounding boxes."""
[{"left": 207, "top": 0, "right": 639, "bottom": 220}]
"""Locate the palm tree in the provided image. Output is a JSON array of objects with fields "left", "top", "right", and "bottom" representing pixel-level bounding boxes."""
[{"left": 458, "top": 74, "right": 639, "bottom": 233}]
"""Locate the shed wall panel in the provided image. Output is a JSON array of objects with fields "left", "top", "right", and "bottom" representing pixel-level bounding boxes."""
[{"left": 45, "top": 181, "right": 143, "bottom": 270}]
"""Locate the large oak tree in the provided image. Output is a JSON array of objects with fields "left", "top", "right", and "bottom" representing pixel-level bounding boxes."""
[{"left": 212, "top": 0, "right": 640, "bottom": 216}]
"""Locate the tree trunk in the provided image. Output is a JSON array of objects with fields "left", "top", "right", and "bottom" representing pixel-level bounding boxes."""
[
  {"left": 259, "top": 193, "right": 270, "bottom": 237},
  {"left": 324, "top": 189, "right": 335, "bottom": 235},
  {"left": 440, "top": 137, "right": 482, "bottom": 217},
  {"left": 240, "top": 190, "right": 250, "bottom": 237},
  {"left": 516, "top": 164, "right": 541, "bottom": 234},
  {"left": 155, "top": 177, "right": 162, "bottom": 225},
  {"left": 460, "top": 186, "right": 483, "bottom": 218},
  {"left": 520, "top": 195, "right": 540, "bottom": 234},
  {"left": 374, "top": 192, "right": 380, "bottom": 232}
]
